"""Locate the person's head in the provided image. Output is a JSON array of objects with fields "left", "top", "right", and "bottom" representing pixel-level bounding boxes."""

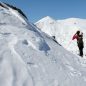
[
  {"left": 52, "top": 36, "right": 55, "bottom": 39},
  {"left": 76, "top": 30, "right": 80, "bottom": 35}
]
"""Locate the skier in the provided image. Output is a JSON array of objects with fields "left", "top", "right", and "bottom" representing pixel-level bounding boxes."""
[
  {"left": 52, "top": 36, "right": 61, "bottom": 46},
  {"left": 72, "top": 31, "right": 84, "bottom": 57}
]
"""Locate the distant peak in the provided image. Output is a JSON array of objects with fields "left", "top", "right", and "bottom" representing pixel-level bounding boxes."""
[
  {"left": 36, "top": 16, "right": 56, "bottom": 24},
  {"left": 60, "top": 17, "right": 86, "bottom": 21},
  {"left": 44, "top": 16, "right": 54, "bottom": 20}
]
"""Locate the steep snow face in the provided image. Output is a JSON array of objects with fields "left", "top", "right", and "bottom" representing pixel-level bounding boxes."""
[
  {"left": 0, "top": 2, "right": 27, "bottom": 26},
  {"left": 1, "top": 3, "right": 86, "bottom": 86},
  {"left": 0, "top": 3, "right": 50, "bottom": 86},
  {"left": 36, "top": 17, "right": 86, "bottom": 56}
]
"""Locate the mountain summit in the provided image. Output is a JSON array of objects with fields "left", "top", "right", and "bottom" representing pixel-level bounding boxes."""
[
  {"left": 36, "top": 16, "right": 56, "bottom": 24},
  {"left": 1, "top": 2, "right": 86, "bottom": 86}
]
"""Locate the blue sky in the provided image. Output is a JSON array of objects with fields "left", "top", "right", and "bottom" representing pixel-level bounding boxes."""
[{"left": 0, "top": 0, "right": 86, "bottom": 22}]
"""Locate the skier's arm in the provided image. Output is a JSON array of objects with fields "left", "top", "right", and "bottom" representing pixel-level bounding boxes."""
[{"left": 72, "top": 34, "right": 78, "bottom": 40}]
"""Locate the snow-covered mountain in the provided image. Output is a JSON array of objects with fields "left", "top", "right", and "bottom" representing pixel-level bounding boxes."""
[
  {"left": 35, "top": 16, "right": 86, "bottom": 56},
  {"left": 1, "top": 2, "right": 86, "bottom": 86}
]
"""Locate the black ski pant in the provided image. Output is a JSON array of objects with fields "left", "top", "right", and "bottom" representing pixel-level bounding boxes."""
[{"left": 78, "top": 47, "right": 83, "bottom": 57}]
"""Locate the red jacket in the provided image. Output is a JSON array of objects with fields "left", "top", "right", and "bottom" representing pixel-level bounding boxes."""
[{"left": 72, "top": 34, "right": 78, "bottom": 40}]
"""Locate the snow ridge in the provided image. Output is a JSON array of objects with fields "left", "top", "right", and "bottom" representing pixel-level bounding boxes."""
[{"left": 0, "top": 2, "right": 27, "bottom": 25}]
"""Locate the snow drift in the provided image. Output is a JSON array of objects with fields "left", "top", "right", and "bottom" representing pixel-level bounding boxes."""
[{"left": 1, "top": 2, "right": 86, "bottom": 86}]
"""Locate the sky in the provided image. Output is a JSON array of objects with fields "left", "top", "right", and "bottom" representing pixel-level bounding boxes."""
[{"left": 0, "top": 0, "right": 86, "bottom": 23}]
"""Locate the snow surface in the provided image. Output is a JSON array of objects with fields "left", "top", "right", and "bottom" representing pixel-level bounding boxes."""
[
  {"left": 1, "top": 3, "right": 86, "bottom": 86},
  {"left": 35, "top": 16, "right": 86, "bottom": 56}
]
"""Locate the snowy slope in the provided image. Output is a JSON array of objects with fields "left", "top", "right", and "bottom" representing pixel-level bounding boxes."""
[
  {"left": 1, "top": 2, "right": 86, "bottom": 86},
  {"left": 35, "top": 16, "right": 86, "bottom": 56}
]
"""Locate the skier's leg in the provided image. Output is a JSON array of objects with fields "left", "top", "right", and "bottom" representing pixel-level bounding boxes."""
[{"left": 80, "top": 48, "right": 83, "bottom": 57}]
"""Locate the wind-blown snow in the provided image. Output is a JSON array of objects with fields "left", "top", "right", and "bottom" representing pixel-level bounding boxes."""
[
  {"left": 36, "top": 16, "right": 86, "bottom": 56},
  {"left": 1, "top": 2, "right": 86, "bottom": 86}
]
